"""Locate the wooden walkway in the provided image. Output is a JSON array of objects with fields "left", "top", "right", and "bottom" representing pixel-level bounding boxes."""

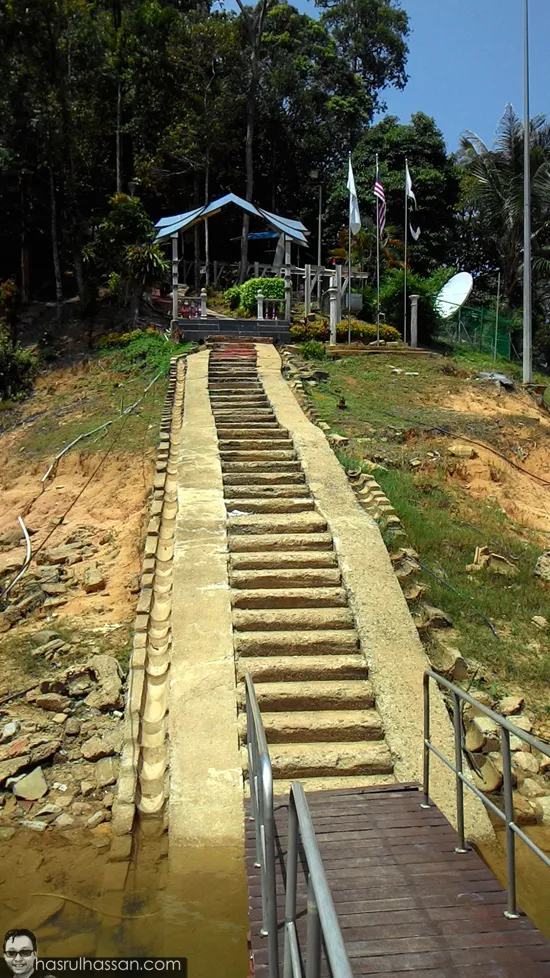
[{"left": 246, "top": 783, "right": 550, "bottom": 976}]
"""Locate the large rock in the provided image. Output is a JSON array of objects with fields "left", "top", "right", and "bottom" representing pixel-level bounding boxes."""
[
  {"left": 0, "top": 755, "right": 31, "bottom": 786},
  {"left": 519, "top": 778, "right": 548, "bottom": 800},
  {"left": 513, "top": 792, "right": 542, "bottom": 826},
  {"left": 499, "top": 695, "right": 524, "bottom": 716},
  {"left": 35, "top": 693, "right": 72, "bottom": 713},
  {"left": 81, "top": 735, "right": 116, "bottom": 762},
  {"left": 30, "top": 630, "right": 61, "bottom": 647},
  {"left": 1, "top": 721, "right": 20, "bottom": 743},
  {"left": 539, "top": 796, "right": 550, "bottom": 825},
  {"left": 83, "top": 565, "right": 106, "bottom": 594},
  {"left": 12, "top": 767, "right": 48, "bottom": 801},
  {"left": 30, "top": 740, "right": 61, "bottom": 765},
  {"left": 471, "top": 756, "right": 503, "bottom": 793},
  {"left": 513, "top": 752, "right": 540, "bottom": 775},
  {"left": 534, "top": 552, "right": 550, "bottom": 584},
  {"left": 84, "top": 655, "right": 122, "bottom": 711},
  {"left": 95, "top": 756, "right": 117, "bottom": 787}
]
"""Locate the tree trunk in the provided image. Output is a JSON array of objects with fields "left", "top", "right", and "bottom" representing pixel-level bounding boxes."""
[
  {"left": 116, "top": 81, "right": 122, "bottom": 193},
  {"left": 49, "top": 168, "right": 64, "bottom": 322},
  {"left": 204, "top": 160, "right": 210, "bottom": 285},
  {"left": 239, "top": 52, "right": 258, "bottom": 284},
  {"left": 20, "top": 179, "right": 30, "bottom": 304}
]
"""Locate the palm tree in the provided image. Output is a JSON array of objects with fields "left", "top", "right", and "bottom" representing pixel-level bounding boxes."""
[{"left": 459, "top": 105, "right": 550, "bottom": 305}]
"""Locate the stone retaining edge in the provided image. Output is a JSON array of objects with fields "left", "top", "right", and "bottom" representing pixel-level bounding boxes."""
[{"left": 111, "top": 355, "right": 186, "bottom": 837}]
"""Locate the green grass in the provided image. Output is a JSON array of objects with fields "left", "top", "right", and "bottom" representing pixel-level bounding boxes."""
[
  {"left": 301, "top": 347, "right": 550, "bottom": 713},
  {"left": 16, "top": 335, "right": 195, "bottom": 462}
]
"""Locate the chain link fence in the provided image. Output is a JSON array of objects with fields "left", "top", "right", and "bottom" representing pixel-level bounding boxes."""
[{"left": 436, "top": 304, "right": 515, "bottom": 359}]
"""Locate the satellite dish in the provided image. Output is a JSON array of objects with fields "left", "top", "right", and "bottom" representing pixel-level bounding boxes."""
[{"left": 435, "top": 272, "right": 474, "bottom": 319}]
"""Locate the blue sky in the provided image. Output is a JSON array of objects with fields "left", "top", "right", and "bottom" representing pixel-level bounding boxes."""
[{"left": 227, "top": 0, "right": 549, "bottom": 151}]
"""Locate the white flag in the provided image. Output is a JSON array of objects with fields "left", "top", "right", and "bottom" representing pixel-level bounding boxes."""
[
  {"left": 405, "top": 159, "right": 421, "bottom": 241},
  {"left": 347, "top": 156, "right": 361, "bottom": 235}
]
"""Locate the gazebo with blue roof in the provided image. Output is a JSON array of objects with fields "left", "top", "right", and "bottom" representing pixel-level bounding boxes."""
[{"left": 154, "top": 192, "right": 309, "bottom": 326}]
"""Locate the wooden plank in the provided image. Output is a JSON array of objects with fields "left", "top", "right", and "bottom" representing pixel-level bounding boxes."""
[{"left": 245, "top": 785, "right": 550, "bottom": 976}]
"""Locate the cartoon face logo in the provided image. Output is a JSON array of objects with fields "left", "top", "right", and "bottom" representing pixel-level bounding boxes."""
[{"left": 3, "top": 931, "right": 37, "bottom": 978}]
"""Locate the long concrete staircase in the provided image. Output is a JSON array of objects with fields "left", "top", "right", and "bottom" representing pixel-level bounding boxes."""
[{"left": 207, "top": 341, "right": 394, "bottom": 792}]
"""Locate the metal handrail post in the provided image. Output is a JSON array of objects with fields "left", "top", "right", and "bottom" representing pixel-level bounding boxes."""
[
  {"left": 283, "top": 794, "right": 299, "bottom": 978},
  {"left": 422, "top": 673, "right": 431, "bottom": 808},
  {"left": 245, "top": 674, "right": 279, "bottom": 978},
  {"left": 423, "top": 669, "right": 550, "bottom": 921},
  {"left": 305, "top": 876, "right": 321, "bottom": 978},
  {"left": 452, "top": 691, "right": 468, "bottom": 853},
  {"left": 501, "top": 727, "right": 519, "bottom": 918}
]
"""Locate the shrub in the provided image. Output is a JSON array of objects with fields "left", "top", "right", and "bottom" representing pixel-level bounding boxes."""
[
  {"left": 379, "top": 268, "right": 445, "bottom": 345},
  {"left": 100, "top": 329, "right": 191, "bottom": 375},
  {"left": 0, "top": 331, "right": 37, "bottom": 400},
  {"left": 239, "top": 277, "right": 286, "bottom": 314},
  {"left": 335, "top": 321, "right": 401, "bottom": 343},
  {"left": 223, "top": 286, "right": 241, "bottom": 310},
  {"left": 299, "top": 340, "right": 328, "bottom": 361},
  {"left": 290, "top": 320, "right": 329, "bottom": 342}
]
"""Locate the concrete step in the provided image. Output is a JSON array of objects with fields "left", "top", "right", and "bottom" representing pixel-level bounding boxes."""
[
  {"left": 215, "top": 428, "right": 287, "bottom": 439},
  {"left": 242, "top": 742, "right": 393, "bottom": 779},
  {"left": 269, "top": 742, "right": 393, "bottom": 779},
  {"left": 220, "top": 450, "right": 296, "bottom": 462},
  {"left": 225, "top": 499, "right": 315, "bottom": 515},
  {"left": 232, "top": 607, "right": 355, "bottom": 632},
  {"left": 239, "top": 679, "right": 374, "bottom": 712},
  {"left": 269, "top": 774, "right": 396, "bottom": 795},
  {"left": 230, "top": 552, "right": 338, "bottom": 570},
  {"left": 213, "top": 409, "right": 275, "bottom": 417},
  {"left": 231, "top": 587, "right": 347, "bottom": 610},
  {"left": 234, "top": 629, "right": 359, "bottom": 657},
  {"left": 236, "top": 654, "right": 367, "bottom": 684},
  {"left": 228, "top": 532, "right": 333, "bottom": 553},
  {"left": 230, "top": 568, "right": 341, "bottom": 589},
  {"left": 228, "top": 513, "right": 327, "bottom": 535},
  {"left": 223, "top": 473, "right": 305, "bottom": 486},
  {"left": 219, "top": 439, "right": 292, "bottom": 451},
  {"left": 222, "top": 461, "right": 301, "bottom": 473},
  {"left": 238, "top": 709, "right": 384, "bottom": 744},
  {"left": 224, "top": 486, "right": 311, "bottom": 498}
]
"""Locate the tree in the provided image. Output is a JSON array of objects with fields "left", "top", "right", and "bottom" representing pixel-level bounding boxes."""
[
  {"left": 459, "top": 105, "right": 550, "bottom": 307},
  {"left": 326, "top": 113, "right": 461, "bottom": 278}
]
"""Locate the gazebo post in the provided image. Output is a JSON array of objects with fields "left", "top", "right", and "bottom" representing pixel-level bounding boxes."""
[
  {"left": 304, "top": 264, "right": 311, "bottom": 316},
  {"left": 171, "top": 232, "right": 179, "bottom": 324},
  {"left": 284, "top": 234, "right": 292, "bottom": 323}
]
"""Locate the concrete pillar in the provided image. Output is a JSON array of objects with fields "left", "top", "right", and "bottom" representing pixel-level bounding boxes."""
[
  {"left": 171, "top": 233, "right": 179, "bottom": 323},
  {"left": 304, "top": 263, "right": 311, "bottom": 316},
  {"left": 329, "top": 277, "right": 338, "bottom": 346},
  {"left": 213, "top": 260, "right": 218, "bottom": 284},
  {"left": 257, "top": 290, "right": 264, "bottom": 321},
  {"left": 284, "top": 272, "right": 292, "bottom": 323},
  {"left": 410, "top": 294, "right": 420, "bottom": 348},
  {"left": 254, "top": 261, "right": 260, "bottom": 279},
  {"left": 335, "top": 264, "right": 343, "bottom": 325},
  {"left": 200, "top": 288, "right": 207, "bottom": 320}
]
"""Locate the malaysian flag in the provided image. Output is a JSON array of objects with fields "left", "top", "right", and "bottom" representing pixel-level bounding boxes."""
[{"left": 374, "top": 166, "right": 386, "bottom": 237}]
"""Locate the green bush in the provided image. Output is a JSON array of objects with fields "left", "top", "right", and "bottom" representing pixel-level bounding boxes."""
[
  {"left": 0, "top": 332, "right": 37, "bottom": 399},
  {"left": 290, "top": 320, "right": 329, "bottom": 342},
  {"left": 335, "top": 321, "right": 401, "bottom": 343},
  {"left": 240, "top": 277, "right": 286, "bottom": 314},
  {"left": 223, "top": 286, "right": 241, "bottom": 310},
  {"left": 379, "top": 268, "right": 446, "bottom": 345},
  {"left": 100, "top": 329, "right": 192, "bottom": 375},
  {"left": 299, "top": 340, "right": 328, "bottom": 361}
]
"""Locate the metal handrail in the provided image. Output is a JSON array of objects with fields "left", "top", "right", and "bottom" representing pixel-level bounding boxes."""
[
  {"left": 284, "top": 782, "right": 354, "bottom": 978},
  {"left": 423, "top": 668, "right": 550, "bottom": 918},
  {"left": 245, "top": 674, "right": 279, "bottom": 978}
]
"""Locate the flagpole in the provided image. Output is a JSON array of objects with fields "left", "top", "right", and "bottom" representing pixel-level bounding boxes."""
[
  {"left": 404, "top": 157, "right": 408, "bottom": 346},
  {"left": 376, "top": 154, "right": 381, "bottom": 344},
  {"left": 348, "top": 153, "right": 352, "bottom": 345}
]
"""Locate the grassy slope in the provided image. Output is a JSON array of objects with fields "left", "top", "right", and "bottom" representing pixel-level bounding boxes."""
[{"left": 304, "top": 347, "right": 550, "bottom": 717}]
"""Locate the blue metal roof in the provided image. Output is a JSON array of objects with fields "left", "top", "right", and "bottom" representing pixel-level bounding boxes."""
[{"left": 154, "top": 193, "right": 308, "bottom": 246}]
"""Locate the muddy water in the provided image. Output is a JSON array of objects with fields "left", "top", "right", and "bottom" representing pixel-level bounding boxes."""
[
  {"left": 0, "top": 827, "right": 249, "bottom": 978},
  {"left": 478, "top": 817, "right": 550, "bottom": 939}
]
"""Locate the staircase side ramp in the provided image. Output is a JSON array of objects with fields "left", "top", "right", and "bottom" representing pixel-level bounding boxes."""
[{"left": 245, "top": 783, "right": 550, "bottom": 976}]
